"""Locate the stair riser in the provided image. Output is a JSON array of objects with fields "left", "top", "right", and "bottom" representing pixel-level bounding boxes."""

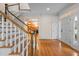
[
  {"left": 0, "top": 41, "right": 5, "bottom": 47},
  {"left": 0, "top": 48, "right": 10, "bottom": 56},
  {"left": 0, "top": 32, "right": 19, "bottom": 38},
  {"left": 0, "top": 38, "right": 16, "bottom": 47}
]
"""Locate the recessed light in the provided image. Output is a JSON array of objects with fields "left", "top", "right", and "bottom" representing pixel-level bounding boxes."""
[
  {"left": 46, "top": 8, "right": 50, "bottom": 11},
  {"left": 75, "top": 16, "right": 78, "bottom": 21}
]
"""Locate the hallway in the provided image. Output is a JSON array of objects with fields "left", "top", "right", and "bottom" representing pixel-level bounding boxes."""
[
  {"left": 0, "top": 3, "right": 79, "bottom": 56},
  {"left": 35, "top": 39, "right": 79, "bottom": 56}
]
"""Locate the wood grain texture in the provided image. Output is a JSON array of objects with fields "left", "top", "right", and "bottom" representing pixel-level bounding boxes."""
[{"left": 34, "top": 39, "right": 79, "bottom": 56}]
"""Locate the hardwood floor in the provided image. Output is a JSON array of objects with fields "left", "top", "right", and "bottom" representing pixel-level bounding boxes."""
[{"left": 35, "top": 39, "right": 79, "bottom": 56}]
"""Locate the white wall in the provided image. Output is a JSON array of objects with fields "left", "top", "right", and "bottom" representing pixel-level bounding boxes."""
[
  {"left": 39, "top": 15, "right": 51, "bottom": 39},
  {"left": 61, "top": 16, "right": 74, "bottom": 44},
  {"left": 59, "top": 5, "right": 76, "bottom": 45},
  {"left": 39, "top": 15, "right": 59, "bottom": 39},
  {"left": 58, "top": 19, "right": 61, "bottom": 39},
  {"left": 51, "top": 16, "right": 59, "bottom": 39},
  {"left": 59, "top": 4, "right": 79, "bottom": 51},
  {"left": 0, "top": 4, "right": 5, "bottom": 12}
]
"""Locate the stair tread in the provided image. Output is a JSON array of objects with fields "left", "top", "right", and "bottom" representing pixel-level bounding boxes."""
[
  {"left": 0, "top": 42, "right": 15, "bottom": 48},
  {"left": 9, "top": 51, "right": 21, "bottom": 55},
  {"left": 9, "top": 45, "right": 22, "bottom": 55},
  {"left": 0, "top": 39, "right": 6, "bottom": 41}
]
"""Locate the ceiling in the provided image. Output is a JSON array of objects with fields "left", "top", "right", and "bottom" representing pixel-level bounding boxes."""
[
  {"left": 28, "top": 3, "right": 74, "bottom": 16},
  {"left": 7, "top": 3, "right": 75, "bottom": 18}
]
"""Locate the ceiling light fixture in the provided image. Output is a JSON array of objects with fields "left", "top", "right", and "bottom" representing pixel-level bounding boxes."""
[
  {"left": 46, "top": 8, "right": 50, "bottom": 11},
  {"left": 75, "top": 16, "right": 78, "bottom": 21}
]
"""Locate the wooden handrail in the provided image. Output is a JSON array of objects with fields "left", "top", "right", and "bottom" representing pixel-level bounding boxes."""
[
  {"left": 7, "top": 3, "right": 19, "bottom": 7},
  {"left": 0, "top": 11, "right": 32, "bottom": 34},
  {"left": 5, "top": 4, "right": 28, "bottom": 27},
  {"left": 5, "top": 4, "right": 38, "bottom": 34}
]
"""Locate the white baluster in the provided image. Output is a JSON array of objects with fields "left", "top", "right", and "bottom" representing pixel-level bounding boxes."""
[
  {"left": 6, "top": 19, "right": 8, "bottom": 46},
  {"left": 18, "top": 29, "right": 20, "bottom": 53},
  {"left": 8, "top": 21, "right": 11, "bottom": 45},
  {"left": 22, "top": 32, "right": 24, "bottom": 56},
  {"left": 14, "top": 25, "right": 16, "bottom": 53},
  {"left": 10, "top": 21, "right": 12, "bottom": 46},
  {"left": 24, "top": 33, "right": 26, "bottom": 56},
  {"left": 2, "top": 16, "right": 4, "bottom": 41},
  {"left": 26, "top": 34, "right": 28, "bottom": 56}
]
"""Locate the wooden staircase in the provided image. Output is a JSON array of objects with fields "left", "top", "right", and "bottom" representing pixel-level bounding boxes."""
[
  {"left": 0, "top": 3, "right": 39, "bottom": 56},
  {"left": 0, "top": 11, "right": 36, "bottom": 56}
]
